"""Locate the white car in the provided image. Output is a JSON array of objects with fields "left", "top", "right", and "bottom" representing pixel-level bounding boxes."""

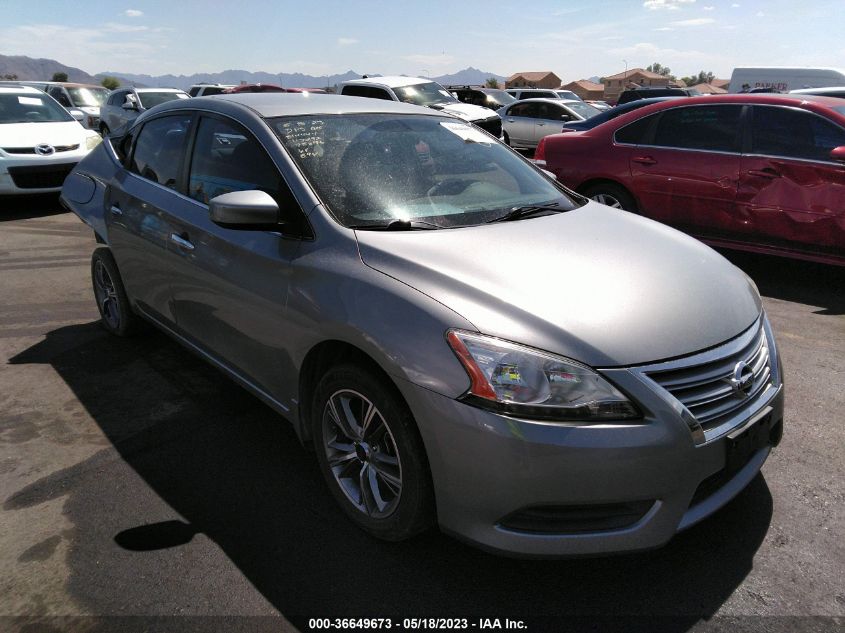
[
  {"left": 340, "top": 76, "right": 502, "bottom": 138},
  {"left": 0, "top": 86, "right": 101, "bottom": 195}
]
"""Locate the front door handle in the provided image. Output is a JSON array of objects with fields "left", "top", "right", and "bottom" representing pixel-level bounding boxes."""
[
  {"left": 632, "top": 156, "right": 657, "bottom": 165},
  {"left": 747, "top": 168, "right": 781, "bottom": 179},
  {"left": 169, "top": 232, "right": 195, "bottom": 251}
]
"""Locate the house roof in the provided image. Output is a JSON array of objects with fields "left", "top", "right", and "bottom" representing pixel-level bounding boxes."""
[
  {"left": 507, "top": 71, "right": 560, "bottom": 82},
  {"left": 692, "top": 82, "right": 728, "bottom": 94},
  {"left": 711, "top": 79, "right": 730, "bottom": 89},
  {"left": 564, "top": 79, "right": 604, "bottom": 90},
  {"left": 603, "top": 68, "right": 667, "bottom": 81}
]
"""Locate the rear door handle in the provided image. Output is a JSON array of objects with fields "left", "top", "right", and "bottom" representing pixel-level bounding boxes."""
[
  {"left": 747, "top": 168, "right": 781, "bottom": 179},
  {"left": 169, "top": 232, "right": 195, "bottom": 251},
  {"left": 632, "top": 156, "right": 657, "bottom": 165}
]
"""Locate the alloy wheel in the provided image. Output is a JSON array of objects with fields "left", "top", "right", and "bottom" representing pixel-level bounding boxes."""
[
  {"left": 322, "top": 389, "right": 403, "bottom": 519},
  {"left": 93, "top": 259, "right": 121, "bottom": 330},
  {"left": 590, "top": 193, "right": 624, "bottom": 209}
]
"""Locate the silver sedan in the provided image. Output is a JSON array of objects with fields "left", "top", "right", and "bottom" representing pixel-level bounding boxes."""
[
  {"left": 498, "top": 98, "right": 601, "bottom": 149},
  {"left": 61, "top": 93, "right": 784, "bottom": 557}
]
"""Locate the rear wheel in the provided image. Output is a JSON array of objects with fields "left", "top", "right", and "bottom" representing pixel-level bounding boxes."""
[
  {"left": 582, "top": 183, "right": 637, "bottom": 212},
  {"left": 312, "top": 364, "right": 434, "bottom": 541},
  {"left": 91, "top": 248, "right": 140, "bottom": 337}
]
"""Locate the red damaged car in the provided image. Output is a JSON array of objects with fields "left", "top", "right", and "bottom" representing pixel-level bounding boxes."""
[{"left": 534, "top": 94, "right": 845, "bottom": 265}]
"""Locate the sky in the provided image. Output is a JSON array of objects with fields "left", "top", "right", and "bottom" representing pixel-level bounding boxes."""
[{"left": 2, "top": 0, "right": 844, "bottom": 81}]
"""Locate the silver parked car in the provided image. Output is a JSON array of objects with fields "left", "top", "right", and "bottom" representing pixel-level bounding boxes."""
[
  {"left": 98, "top": 87, "right": 189, "bottom": 135},
  {"left": 61, "top": 93, "right": 784, "bottom": 557},
  {"left": 498, "top": 98, "right": 601, "bottom": 149}
]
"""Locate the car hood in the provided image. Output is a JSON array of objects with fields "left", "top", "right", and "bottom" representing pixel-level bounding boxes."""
[
  {"left": 0, "top": 121, "right": 87, "bottom": 147},
  {"left": 355, "top": 203, "right": 762, "bottom": 367},
  {"left": 435, "top": 102, "right": 499, "bottom": 122}
]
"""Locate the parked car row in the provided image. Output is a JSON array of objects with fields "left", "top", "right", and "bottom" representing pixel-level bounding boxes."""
[{"left": 0, "top": 80, "right": 109, "bottom": 130}]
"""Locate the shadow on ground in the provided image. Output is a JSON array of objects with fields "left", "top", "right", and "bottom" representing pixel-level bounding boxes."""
[
  {"left": 719, "top": 249, "right": 845, "bottom": 316},
  {"left": 6, "top": 321, "right": 777, "bottom": 632},
  {"left": 0, "top": 194, "right": 65, "bottom": 221}
]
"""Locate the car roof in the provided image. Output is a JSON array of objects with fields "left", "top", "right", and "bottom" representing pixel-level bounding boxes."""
[
  {"left": 508, "top": 98, "right": 579, "bottom": 105},
  {"left": 171, "top": 93, "right": 449, "bottom": 118},
  {"left": 0, "top": 85, "right": 43, "bottom": 95},
  {"left": 133, "top": 87, "right": 188, "bottom": 93},
  {"left": 342, "top": 76, "right": 430, "bottom": 89}
]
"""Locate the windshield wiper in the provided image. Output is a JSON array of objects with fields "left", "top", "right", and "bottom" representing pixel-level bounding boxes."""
[
  {"left": 349, "top": 219, "right": 443, "bottom": 231},
  {"left": 486, "top": 203, "right": 565, "bottom": 223}
]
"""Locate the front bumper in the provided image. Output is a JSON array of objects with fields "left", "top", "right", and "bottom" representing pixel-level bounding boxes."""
[
  {"left": 0, "top": 150, "right": 88, "bottom": 195},
  {"left": 396, "top": 318, "right": 783, "bottom": 557}
]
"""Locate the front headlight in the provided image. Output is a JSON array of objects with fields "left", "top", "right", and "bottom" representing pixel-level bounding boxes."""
[
  {"left": 85, "top": 134, "right": 102, "bottom": 150},
  {"left": 446, "top": 330, "right": 640, "bottom": 422}
]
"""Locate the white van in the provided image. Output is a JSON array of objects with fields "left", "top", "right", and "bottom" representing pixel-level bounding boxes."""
[{"left": 728, "top": 67, "right": 845, "bottom": 93}]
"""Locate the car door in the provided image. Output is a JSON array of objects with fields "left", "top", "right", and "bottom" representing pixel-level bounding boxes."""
[
  {"left": 167, "top": 114, "right": 309, "bottom": 400},
  {"left": 106, "top": 112, "right": 195, "bottom": 326},
  {"left": 628, "top": 104, "right": 743, "bottom": 232},
  {"left": 503, "top": 102, "right": 540, "bottom": 148},
  {"left": 533, "top": 102, "right": 574, "bottom": 145},
  {"left": 737, "top": 104, "right": 845, "bottom": 255}
]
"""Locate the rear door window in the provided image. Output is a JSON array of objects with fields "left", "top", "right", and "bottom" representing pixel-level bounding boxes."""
[
  {"left": 751, "top": 106, "right": 845, "bottom": 162},
  {"left": 651, "top": 105, "right": 742, "bottom": 152},
  {"left": 128, "top": 114, "right": 192, "bottom": 189},
  {"left": 342, "top": 85, "right": 392, "bottom": 100},
  {"left": 614, "top": 113, "right": 657, "bottom": 144}
]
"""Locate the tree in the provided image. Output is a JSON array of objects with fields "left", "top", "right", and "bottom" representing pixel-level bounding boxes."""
[
  {"left": 680, "top": 70, "right": 716, "bottom": 87},
  {"left": 51, "top": 72, "right": 68, "bottom": 82},
  {"left": 1, "top": 73, "right": 18, "bottom": 80},
  {"left": 101, "top": 76, "right": 120, "bottom": 90},
  {"left": 485, "top": 77, "right": 500, "bottom": 89},
  {"left": 646, "top": 63, "right": 675, "bottom": 80}
]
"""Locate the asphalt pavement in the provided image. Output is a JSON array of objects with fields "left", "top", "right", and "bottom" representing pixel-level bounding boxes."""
[{"left": 0, "top": 195, "right": 842, "bottom": 633}]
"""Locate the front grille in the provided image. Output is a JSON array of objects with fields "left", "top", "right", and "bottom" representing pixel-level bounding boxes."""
[
  {"left": 7, "top": 162, "right": 77, "bottom": 189},
  {"left": 646, "top": 323, "right": 773, "bottom": 434},
  {"left": 473, "top": 116, "right": 502, "bottom": 138},
  {"left": 1, "top": 144, "right": 80, "bottom": 155}
]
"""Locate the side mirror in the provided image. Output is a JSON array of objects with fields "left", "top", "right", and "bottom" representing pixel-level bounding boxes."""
[
  {"left": 830, "top": 146, "right": 845, "bottom": 163},
  {"left": 122, "top": 101, "right": 138, "bottom": 111},
  {"left": 561, "top": 114, "right": 573, "bottom": 121},
  {"left": 209, "top": 190, "right": 280, "bottom": 229}
]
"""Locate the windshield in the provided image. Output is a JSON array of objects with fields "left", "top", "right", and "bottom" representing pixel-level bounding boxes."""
[
  {"left": 556, "top": 90, "right": 581, "bottom": 101},
  {"left": 272, "top": 114, "right": 578, "bottom": 228},
  {"left": 393, "top": 82, "right": 457, "bottom": 107},
  {"left": 564, "top": 101, "right": 602, "bottom": 119},
  {"left": 138, "top": 91, "right": 189, "bottom": 108},
  {"left": 483, "top": 89, "right": 516, "bottom": 106},
  {"left": 0, "top": 93, "right": 73, "bottom": 123},
  {"left": 68, "top": 87, "right": 108, "bottom": 107}
]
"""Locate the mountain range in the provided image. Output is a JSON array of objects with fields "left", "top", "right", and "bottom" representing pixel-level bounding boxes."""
[{"left": 1, "top": 54, "right": 507, "bottom": 90}]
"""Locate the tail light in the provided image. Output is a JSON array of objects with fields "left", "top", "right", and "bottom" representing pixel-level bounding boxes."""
[{"left": 534, "top": 137, "right": 547, "bottom": 165}]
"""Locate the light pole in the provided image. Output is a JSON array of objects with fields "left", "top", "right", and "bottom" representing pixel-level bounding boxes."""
[{"left": 623, "top": 59, "right": 628, "bottom": 83}]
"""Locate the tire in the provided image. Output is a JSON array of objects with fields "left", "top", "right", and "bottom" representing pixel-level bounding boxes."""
[
  {"left": 582, "top": 183, "right": 637, "bottom": 212},
  {"left": 91, "top": 248, "right": 141, "bottom": 337},
  {"left": 312, "top": 364, "right": 435, "bottom": 541}
]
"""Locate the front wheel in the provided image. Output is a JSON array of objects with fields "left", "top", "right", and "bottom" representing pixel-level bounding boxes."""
[
  {"left": 582, "top": 183, "right": 637, "bottom": 212},
  {"left": 312, "top": 364, "right": 434, "bottom": 541}
]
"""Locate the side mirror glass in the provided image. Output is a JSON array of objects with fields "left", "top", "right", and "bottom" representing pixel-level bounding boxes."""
[
  {"left": 830, "top": 146, "right": 845, "bottom": 163},
  {"left": 209, "top": 190, "right": 280, "bottom": 229}
]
